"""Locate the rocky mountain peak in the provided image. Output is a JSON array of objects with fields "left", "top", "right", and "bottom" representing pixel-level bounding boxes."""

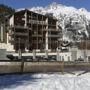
[
  {"left": 16, "top": 2, "right": 90, "bottom": 41},
  {"left": 45, "top": 2, "right": 65, "bottom": 10},
  {"left": 79, "top": 8, "right": 88, "bottom": 12}
]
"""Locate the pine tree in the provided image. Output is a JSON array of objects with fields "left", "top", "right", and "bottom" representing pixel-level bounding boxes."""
[{"left": 0, "top": 4, "right": 15, "bottom": 24}]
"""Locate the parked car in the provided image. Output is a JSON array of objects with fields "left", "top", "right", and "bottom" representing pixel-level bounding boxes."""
[
  {"left": 13, "top": 58, "right": 18, "bottom": 61},
  {"left": 75, "top": 58, "right": 84, "bottom": 62},
  {"left": 26, "top": 58, "right": 33, "bottom": 61},
  {"left": 7, "top": 55, "right": 14, "bottom": 60},
  {"left": 78, "top": 58, "right": 84, "bottom": 61}
]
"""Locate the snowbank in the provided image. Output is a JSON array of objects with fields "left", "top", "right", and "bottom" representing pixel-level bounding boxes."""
[{"left": 0, "top": 72, "right": 90, "bottom": 90}]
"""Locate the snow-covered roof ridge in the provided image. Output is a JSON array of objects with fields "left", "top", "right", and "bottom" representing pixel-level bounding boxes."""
[{"left": 16, "top": 8, "right": 25, "bottom": 12}]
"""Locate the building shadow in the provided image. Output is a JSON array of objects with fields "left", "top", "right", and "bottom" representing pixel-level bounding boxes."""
[{"left": 0, "top": 73, "right": 42, "bottom": 89}]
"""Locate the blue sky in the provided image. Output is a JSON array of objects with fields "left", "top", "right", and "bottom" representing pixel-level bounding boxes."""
[{"left": 0, "top": 0, "right": 90, "bottom": 11}]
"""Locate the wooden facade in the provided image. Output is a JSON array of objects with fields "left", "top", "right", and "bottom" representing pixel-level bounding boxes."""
[{"left": 8, "top": 9, "right": 62, "bottom": 52}]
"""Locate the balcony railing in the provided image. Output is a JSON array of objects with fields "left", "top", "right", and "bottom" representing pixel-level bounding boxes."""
[
  {"left": 9, "top": 38, "right": 14, "bottom": 42},
  {"left": 48, "top": 41, "right": 58, "bottom": 44},
  {"left": 32, "top": 34, "right": 42, "bottom": 37},
  {"left": 9, "top": 25, "right": 31, "bottom": 30},
  {"left": 32, "top": 40, "right": 43, "bottom": 43},
  {"left": 41, "top": 29, "right": 61, "bottom": 32},
  {"left": 9, "top": 31, "right": 28, "bottom": 36},
  {"left": 9, "top": 31, "right": 14, "bottom": 35},
  {"left": 48, "top": 29, "right": 61, "bottom": 32},
  {"left": 14, "top": 20, "right": 25, "bottom": 24},
  {"left": 10, "top": 40, "right": 28, "bottom": 43},
  {"left": 15, "top": 32, "right": 28, "bottom": 36},
  {"left": 48, "top": 35, "right": 60, "bottom": 38},
  {"left": 28, "top": 20, "right": 47, "bottom": 25}
]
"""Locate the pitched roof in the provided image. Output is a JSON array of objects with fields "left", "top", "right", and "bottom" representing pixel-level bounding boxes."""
[{"left": 9, "top": 8, "right": 58, "bottom": 21}]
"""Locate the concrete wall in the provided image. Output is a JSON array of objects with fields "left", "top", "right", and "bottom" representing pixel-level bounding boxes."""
[
  {"left": 0, "top": 62, "right": 61, "bottom": 74},
  {"left": 0, "top": 49, "right": 9, "bottom": 60},
  {"left": 0, "top": 62, "right": 21, "bottom": 74},
  {"left": 0, "top": 61, "right": 90, "bottom": 74},
  {"left": 24, "top": 62, "right": 61, "bottom": 73}
]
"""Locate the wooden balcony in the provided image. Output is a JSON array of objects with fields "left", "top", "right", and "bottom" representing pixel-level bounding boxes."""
[
  {"left": 11, "top": 40, "right": 28, "bottom": 43},
  {"left": 14, "top": 15, "right": 25, "bottom": 18},
  {"left": 9, "top": 31, "right": 14, "bottom": 35},
  {"left": 9, "top": 31, "right": 28, "bottom": 36},
  {"left": 9, "top": 25, "right": 31, "bottom": 30},
  {"left": 32, "top": 40, "right": 43, "bottom": 43},
  {"left": 41, "top": 29, "right": 61, "bottom": 32},
  {"left": 48, "top": 29, "right": 60, "bottom": 32},
  {"left": 32, "top": 34, "right": 42, "bottom": 37},
  {"left": 15, "top": 32, "right": 28, "bottom": 36},
  {"left": 48, "top": 24, "right": 56, "bottom": 26},
  {"left": 27, "top": 20, "right": 48, "bottom": 25},
  {"left": 9, "top": 38, "right": 14, "bottom": 42},
  {"left": 48, "top": 35, "right": 60, "bottom": 38},
  {"left": 41, "top": 29, "right": 47, "bottom": 31},
  {"left": 38, "top": 40, "right": 43, "bottom": 43},
  {"left": 48, "top": 40, "right": 58, "bottom": 43},
  {"left": 14, "top": 20, "right": 25, "bottom": 24}
]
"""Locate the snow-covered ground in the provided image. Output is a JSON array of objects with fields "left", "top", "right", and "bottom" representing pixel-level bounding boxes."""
[{"left": 0, "top": 72, "right": 90, "bottom": 90}]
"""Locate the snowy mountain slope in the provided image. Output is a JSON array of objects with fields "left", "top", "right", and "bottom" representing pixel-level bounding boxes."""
[
  {"left": 17, "top": 2, "right": 90, "bottom": 41},
  {"left": 30, "top": 2, "right": 90, "bottom": 41}
]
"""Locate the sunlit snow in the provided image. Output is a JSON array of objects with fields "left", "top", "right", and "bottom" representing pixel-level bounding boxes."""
[{"left": 0, "top": 72, "right": 90, "bottom": 90}]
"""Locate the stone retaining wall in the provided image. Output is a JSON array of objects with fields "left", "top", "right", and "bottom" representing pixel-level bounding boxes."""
[{"left": 0, "top": 61, "right": 90, "bottom": 74}]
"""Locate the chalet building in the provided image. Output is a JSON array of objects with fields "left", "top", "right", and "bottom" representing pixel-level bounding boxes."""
[{"left": 5, "top": 9, "right": 62, "bottom": 52}]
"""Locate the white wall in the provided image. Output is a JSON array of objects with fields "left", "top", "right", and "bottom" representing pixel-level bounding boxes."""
[
  {"left": 6, "top": 33, "right": 15, "bottom": 52},
  {"left": 59, "top": 52, "right": 71, "bottom": 61},
  {"left": 77, "top": 50, "right": 84, "bottom": 59},
  {"left": 10, "top": 15, "right": 14, "bottom": 26},
  {"left": 0, "top": 43, "right": 7, "bottom": 49},
  {"left": 77, "top": 50, "right": 90, "bottom": 61},
  {"left": 6, "top": 15, "right": 15, "bottom": 52}
]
